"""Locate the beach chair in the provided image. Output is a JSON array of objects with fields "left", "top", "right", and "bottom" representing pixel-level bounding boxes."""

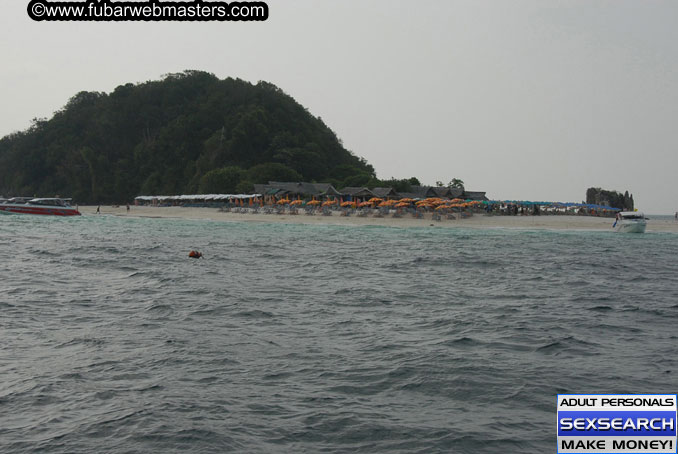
[{"left": 322, "top": 207, "right": 332, "bottom": 216}]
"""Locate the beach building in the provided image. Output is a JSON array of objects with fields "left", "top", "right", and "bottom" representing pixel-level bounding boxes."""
[
  {"left": 253, "top": 181, "right": 343, "bottom": 204},
  {"left": 396, "top": 186, "right": 488, "bottom": 201},
  {"left": 340, "top": 187, "right": 377, "bottom": 202},
  {"left": 397, "top": 186, "right": 452, "bottom": 200},
  {"left": 463, "top": 191, "right": 489, "bottom": 201},
  {"left": 371, "top": 187, "right": 400, "bottom": 199},
  {"left": 432, "top": 186, "right": 462, "bottom": 199},
  {"left": 249, "top": 182, "right": 488, "bottom": 203},
  {"left": 397, "top": 186, "right": 440, "bottom": 200}
]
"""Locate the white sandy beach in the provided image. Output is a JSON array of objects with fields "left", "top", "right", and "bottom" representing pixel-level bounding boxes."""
[{"left": 79, "top": 206, "right": 678, "bottom": 233}]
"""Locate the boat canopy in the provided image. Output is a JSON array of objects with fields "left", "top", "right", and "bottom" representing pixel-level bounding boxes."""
[{"left": 619, "top": 212, "right": 644, "bottom": 219}]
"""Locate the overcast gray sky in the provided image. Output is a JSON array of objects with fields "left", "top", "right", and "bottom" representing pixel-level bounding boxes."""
[{"left": 1, "top": 0, "right": 676, "bottom": 213}]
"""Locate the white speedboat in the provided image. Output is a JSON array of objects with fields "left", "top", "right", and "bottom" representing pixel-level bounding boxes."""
[
  {"left": 613, "top": 211, "right": 646, "bottom": 233},
  {"left": 0, "top": 198, "right": 81, "bottom": 216}
]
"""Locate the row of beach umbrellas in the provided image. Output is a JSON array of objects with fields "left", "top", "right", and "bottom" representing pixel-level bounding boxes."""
[
  {"left": 135, "top": 194, "right": 619, "bottom": 212},
  {"left": 270, "top": 197, "right": 487, "bottom": 210}
]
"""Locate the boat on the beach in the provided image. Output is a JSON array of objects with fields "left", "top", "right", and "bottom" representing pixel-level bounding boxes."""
[
  {"left": 613, "top": 211, "right": 646, "bottom": 233},
  {"left": 0, "top": 198, "right": 81, "bottom": 216}
]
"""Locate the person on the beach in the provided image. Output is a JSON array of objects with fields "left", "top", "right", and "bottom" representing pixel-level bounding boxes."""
[
  {"left": 96, "top": 205, "right": 100, "bottom": 214},
  {"left": 613, "top": 212, "right": 621, "bottom": 228},
  {"left": 126, "top": 204, "right": 130, "bottom": 213}
]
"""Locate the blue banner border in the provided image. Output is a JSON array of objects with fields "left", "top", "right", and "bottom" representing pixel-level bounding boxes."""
[{"left": 556, "top": 394, "right": 678, "bottom": 454}]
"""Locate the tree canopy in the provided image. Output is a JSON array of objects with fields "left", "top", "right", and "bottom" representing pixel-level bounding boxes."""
[
  {"left": 0, "top": 71, "right": 376, "bottom": 202},
  {"left": 586, "top": 187, "right": 634, "bottom": 211}
]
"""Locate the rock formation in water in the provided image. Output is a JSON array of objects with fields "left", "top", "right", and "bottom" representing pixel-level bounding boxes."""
[{"left": 586, "top": 187, "right": 634, "bottom": 211}]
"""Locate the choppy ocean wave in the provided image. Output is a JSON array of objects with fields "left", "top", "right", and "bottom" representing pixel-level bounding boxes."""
[{"left": 2, "top": 215, "right": 678, "bottom": 453}]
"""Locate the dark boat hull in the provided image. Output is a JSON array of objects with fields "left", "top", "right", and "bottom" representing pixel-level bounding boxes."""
[{"left": 0, "top": 205, "right": 81, "bottom": 216}]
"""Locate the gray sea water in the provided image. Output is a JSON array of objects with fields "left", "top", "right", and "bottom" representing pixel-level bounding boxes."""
[{"left": 2, "top": 214, "right": 678, "bottom": 453}]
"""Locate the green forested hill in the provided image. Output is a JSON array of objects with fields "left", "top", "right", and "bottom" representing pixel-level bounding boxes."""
[{"left": 0, "top": 71, "right": 375, "bottom": 202}]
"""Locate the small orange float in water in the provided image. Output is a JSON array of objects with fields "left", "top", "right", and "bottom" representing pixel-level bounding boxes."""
[{"left": 188, "top": 250, "right": 203, "bottom": 259}]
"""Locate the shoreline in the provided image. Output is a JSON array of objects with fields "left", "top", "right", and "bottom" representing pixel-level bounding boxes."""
[{"left": 78, "top": 206, "right": 678, "bottom": 233}]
